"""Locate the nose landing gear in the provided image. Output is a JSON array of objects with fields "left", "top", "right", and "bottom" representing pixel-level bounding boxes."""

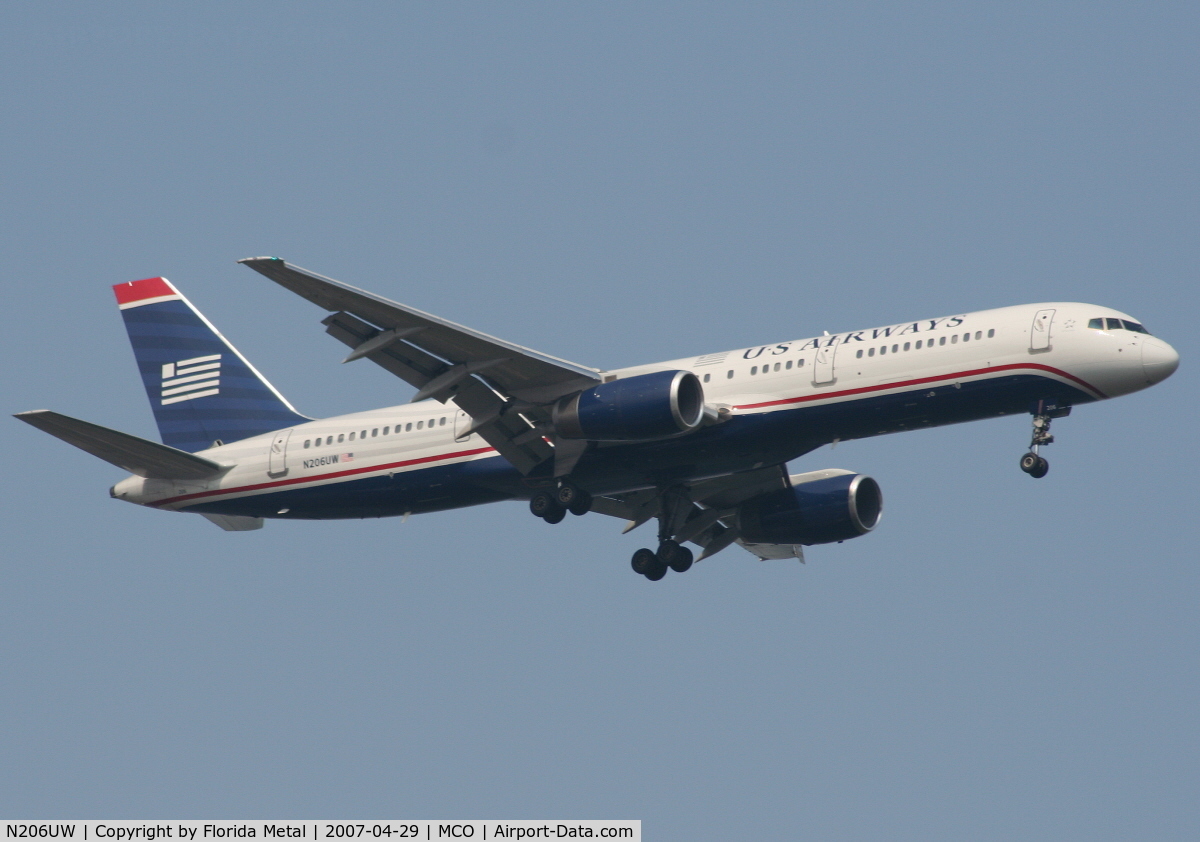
[{"left": 1020, "top": 402, "right": 1070, "bottom": 479}]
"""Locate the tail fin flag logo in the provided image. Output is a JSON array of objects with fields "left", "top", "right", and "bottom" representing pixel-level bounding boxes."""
[{"left": 161, "top": 354, "right": 222, "bottom": 405}]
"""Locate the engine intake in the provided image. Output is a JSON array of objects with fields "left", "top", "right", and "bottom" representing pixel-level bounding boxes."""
[
  {"left": 553, "top": 370, "right": 705, "bottom": 441},
  {"left": 739, "top": 471, "right": 882, "bottom": 545}
]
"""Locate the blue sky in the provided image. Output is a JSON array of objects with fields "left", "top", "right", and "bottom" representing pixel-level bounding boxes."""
[{"left": 2, "top": 3, "right": 1197, "bottom": 838}]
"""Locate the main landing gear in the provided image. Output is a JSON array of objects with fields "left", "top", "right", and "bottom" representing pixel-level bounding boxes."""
[
  {"left": 631, "top": 486, "right": 700, "bottom": 581},
  {"left": 530, "top": 480, "right": 701, "bottom": 582},
  {"left": 630, "top": 540, "right": 694, "bottom": 581},
  {"left": 529, "top": 481, "right": 593, "bottom": 523},
  {"left": 1019, "top": 402, "right": 1070, "bottom": 479}
]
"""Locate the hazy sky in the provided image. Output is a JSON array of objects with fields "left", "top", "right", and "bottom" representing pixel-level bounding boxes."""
[{"left": 2, "top": 3, "right": 1197, "bottom": 839}]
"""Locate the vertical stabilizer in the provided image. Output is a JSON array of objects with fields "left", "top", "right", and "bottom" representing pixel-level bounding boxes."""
[{"left": 114, "top": 277, "right": 310, "bottom": 452}]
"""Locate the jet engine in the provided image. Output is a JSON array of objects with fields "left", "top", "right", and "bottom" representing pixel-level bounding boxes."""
[
  {"left": 738, "top": 470, "right": 883, "bottom": 545},
  {"left": 553, "top": 370, "right": 705, "bottom": 441}
]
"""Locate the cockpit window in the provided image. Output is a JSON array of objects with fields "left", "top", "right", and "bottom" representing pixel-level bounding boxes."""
[{"left": 1089, "top": 316, "right": 1152, "bottom": 335}]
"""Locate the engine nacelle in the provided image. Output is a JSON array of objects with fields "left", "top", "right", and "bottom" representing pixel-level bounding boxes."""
[
  {"left": 553, "top": 370, "right": 705, "bottom": 441},
  {"left": 738, "top": 470, "right": 883, "bottom": 546}
]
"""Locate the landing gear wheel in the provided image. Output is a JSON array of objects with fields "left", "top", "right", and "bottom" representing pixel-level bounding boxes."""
[
  {"left": 644, "top": 561, "right": 668, "bottom": 581},
  {"left": 1019, "top": 452, "right": 1049, "bottom": 478},
  {"left": 556, "top": 483, "right": 593, "bottom": 516},
  {"left": 631, "top": 548, "right": 659, "bottom": 576},
  {"left": 530, "top": 491, "right": 566, "bottom": 522},
  {"left": 659, "top": 540, "right": 694, "bottom": 573}
]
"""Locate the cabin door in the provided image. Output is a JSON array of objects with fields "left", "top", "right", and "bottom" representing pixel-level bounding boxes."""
[
  {"left": 268, "top": 428, "right": 292, "bottom": 477},
  {"left": 1030, "top": 309, "right": 1055, "bottom": 351},
  {"left": 453, "top": 410, "right": 472, "bottom": 443},
  {"left": 813, "top": 339, "right": 838, "bottom": 385}
]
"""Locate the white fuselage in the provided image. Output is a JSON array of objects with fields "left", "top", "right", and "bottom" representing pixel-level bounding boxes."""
[{"left": 111, "top": 301, "right": 1177, "bottom": 514}]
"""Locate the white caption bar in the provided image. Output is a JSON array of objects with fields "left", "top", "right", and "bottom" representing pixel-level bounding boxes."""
[{"left": 1, "top": 822, "right": 640, "bottom": 842}]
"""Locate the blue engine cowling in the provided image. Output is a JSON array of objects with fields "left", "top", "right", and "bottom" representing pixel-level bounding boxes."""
[
  {"left": 553, "top": 370, "right": 706, "bottom": 441},
  {"left": 738, "top": 472, "right": 883, "bottom": 545}
]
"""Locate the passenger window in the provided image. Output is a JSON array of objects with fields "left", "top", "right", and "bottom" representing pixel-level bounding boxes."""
[
  {"left": 726, "top": 370, "right": 734, "bottom": 379},
  {"left": 429, "top": 418, "right": 436, "bottom": 427},
  {"left": 975, "top": 331, "right": 982, "bottom": 340},
  {"left": 703, "top": 373, "right": 710, "bottom": 382},
  {"left": 915, "top": 340, "right": 922, "bottom": 349},
  {"left": 405, "top": 423, "right": 412, "bottom": 432},
  {"left": 372, "top": 429, "right": 378, "bottom": 437},
  {"left": 798, "top": 359, "right": 805, "bottom": 367},
  {"left": 868, "top": 347, "right": 875, "bottom": 357},
  {"left": 1088, "top": 318, "right": 1104, "bottom": 329},
  {"left": 963, "top": 333, "right": 969, "bottom": 342},
  {"left": 338, "top": 433, "right": 345, "bottom": 443},
  {"left": 439, "top": 417, "right": 446, "bottom": 426},
  {"left": 326, "top": 436, "right": 333, "bottom": 445},
  {"left": 856, "top": 350, "right": 863, "bottom": 359},
  {"left": 361, "top": 430, "right": 367, "bottom": 438},
  {"left": 751, "top": 366, "right": 757, "bottom": 375},
  {"left": 785, "top": 360, "right": 792, "bottom": 369},
  {"left": 939, "top": 336, "right": 946, "bottom": 346},
  {"left": 349, "top": 432, "right": 356, "bottom": 441},
  {"left": 880, "top": 346, "right": 886, "bottom": 355},
  {"left": 1107, "top": 318, "right": 1123, "bottom": 330},
  {"left": 892, "top": 344, "right": 898, "bottom": 353},
  {"left": 903, "top": 342, "right": 910, "bottom": 351},
  {"left": 951, "top": 335, "right": 958, "bottom": 344},
  {"left": 303, "top": 439, "right": 310, "bottom": 449},
  {"left": 988, "top": 329, "right": 995, "bottom": 338},
  {"left": 383, "top": 426, "right": 390, "bottom": 435},
  {"left": 417, "top": 421, "right": 424, "bottom": 430}
]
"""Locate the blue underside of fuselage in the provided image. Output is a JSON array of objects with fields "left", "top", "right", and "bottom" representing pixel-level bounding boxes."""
[{"left": 180, "top": 372, "right": 1094, "bottom": 521}]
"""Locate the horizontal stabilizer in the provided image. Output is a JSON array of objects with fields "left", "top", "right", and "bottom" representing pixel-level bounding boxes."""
[{"left": 14, "top": 410, "right": 226, "bottom": 480}]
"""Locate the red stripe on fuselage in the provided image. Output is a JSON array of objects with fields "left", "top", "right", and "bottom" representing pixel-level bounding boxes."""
[
  {"left": 733, "top": 362, "right": 1106, "bottom": 410},
  {"left": 153, "top": 363, "right": 1103, "bottom": 510},
  {"left": 113, "top": 277, "right": 177, "bottom": 306},
  {"left": 152, "top": 444, "right": 498, "bottom": 509}
]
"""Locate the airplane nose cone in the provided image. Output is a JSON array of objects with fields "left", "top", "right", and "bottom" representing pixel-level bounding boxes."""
[{"left": 1141, "top": 337, "right": 1180, "bottom": 385}]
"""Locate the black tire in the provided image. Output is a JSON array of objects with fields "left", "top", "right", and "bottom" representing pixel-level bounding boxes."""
[
  {"left": 659, "top": 540, "right": 694, "bottom": 573},
  {"left": 531, "top": 491, "right": 567, "bottom": 522},
  {"left": 567, "top": 491, "right": 593, "bottom": 516},
  {"left": 631, "top": 548, "right": 658, "bottom": 575},
  {"left": 644, "top": 561, "right": 668, "bottom": 581},
  {"left": 556, "top": 483, "right": 592, "bottom": 515},
  {"left": 1019, "top": 452, "right": 1039, "bottom": 474},
  {"left": 667, "top": 544, "right": 694, "bottom": 573},
  {"left": 1030, "top": 456, "right": 1049, "bottom": 479}
]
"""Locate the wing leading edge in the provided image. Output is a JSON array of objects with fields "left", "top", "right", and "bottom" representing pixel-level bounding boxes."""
[{"left": 239, "top": 257, "right": 604, "bottom": 474}]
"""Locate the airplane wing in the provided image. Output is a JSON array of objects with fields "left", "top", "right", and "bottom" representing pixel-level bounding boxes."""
[{"left": 239, "top": 257, "right": 604, "bottom": 474}]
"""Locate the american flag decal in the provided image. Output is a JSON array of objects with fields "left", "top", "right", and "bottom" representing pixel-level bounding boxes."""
[{"left": 160, "top": 354, "right": 221, "bottom": 405}]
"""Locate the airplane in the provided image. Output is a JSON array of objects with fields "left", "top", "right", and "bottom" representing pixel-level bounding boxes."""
[{"left": 16, "top": 258, "right": 1180, "bottom": 580}]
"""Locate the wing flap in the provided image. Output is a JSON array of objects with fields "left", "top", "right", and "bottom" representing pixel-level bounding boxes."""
[
  {"left": 15, "top": 410, "right": 227, "bottom": 479},
  {"left": 321, "top": 311, "right": 553, "bottom": 473}
]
